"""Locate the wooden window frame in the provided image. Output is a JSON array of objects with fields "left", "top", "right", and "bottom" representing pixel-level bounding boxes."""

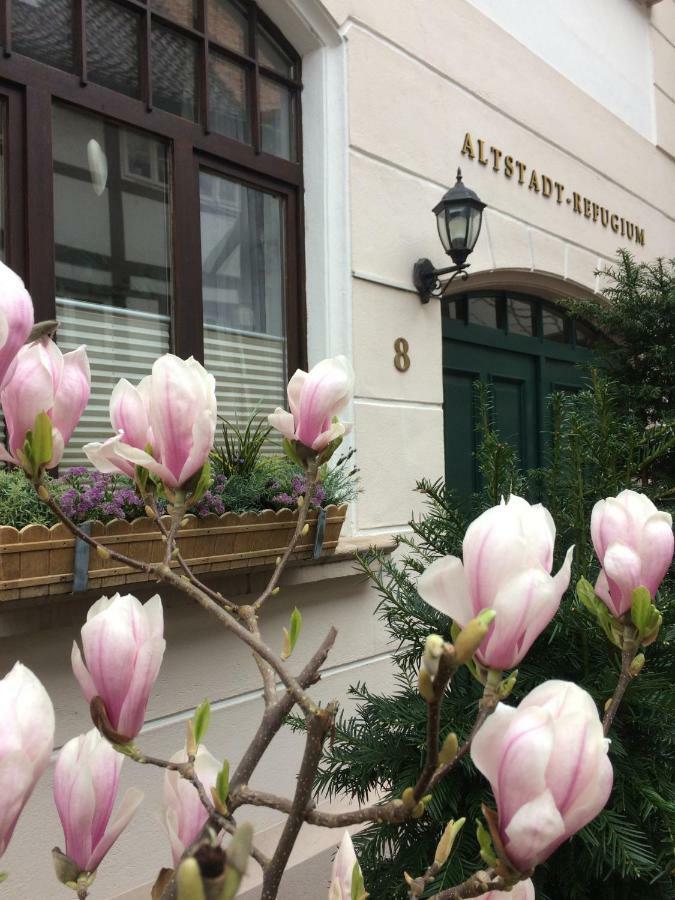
[{"left": 0, "top": 0, "right": 306, "bottom": 372}]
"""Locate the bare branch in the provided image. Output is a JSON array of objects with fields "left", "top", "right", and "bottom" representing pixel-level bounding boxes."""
[
  {"left": 239, "top": 605, "right": 278, "bottom": 708},
  {"left": 260, "top": 702, "right": 338, "bottom": 900},
  {"left": 413, "top": 646, "right": 457, "bottom": 803},
  {"left": 429, "top": 868, "right": 507, "bottom": 899},
  {"left": 252, "top": 464, "right": 319, "bottom": 614},
  {"left": 230, "top": 626, "right": 338, "bottom": 795},
  {"left": 603, "top": 624, "right": 640, "bottom": 735}
]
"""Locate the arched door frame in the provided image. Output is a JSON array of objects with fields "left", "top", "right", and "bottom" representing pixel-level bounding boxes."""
[{"left": 442, "top": 267, "right": 605, "bottom": 306}]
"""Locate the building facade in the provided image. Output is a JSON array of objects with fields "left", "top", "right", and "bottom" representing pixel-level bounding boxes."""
[{"left": 0, "top": 0, "right": 674, "bottom": 897}]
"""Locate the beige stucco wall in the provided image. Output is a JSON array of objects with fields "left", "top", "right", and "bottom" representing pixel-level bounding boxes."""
[
  {"left": 1, "top": 2, "right": 674, "bottom": 898},
  {"left": 330, "top": 0, "right": 675, "bottom": 538},
  {"left": 0, "top": 560, "right": 394, "bottom": 898}
]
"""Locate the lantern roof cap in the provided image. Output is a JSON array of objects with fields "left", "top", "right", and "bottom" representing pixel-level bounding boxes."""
[{"left": 433, "top": 168, "right": 487, "bottom": 214}]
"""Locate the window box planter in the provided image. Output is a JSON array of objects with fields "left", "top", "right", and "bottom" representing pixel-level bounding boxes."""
[{"left": 0, "top": 505, "right": 348, "bottom": 602}]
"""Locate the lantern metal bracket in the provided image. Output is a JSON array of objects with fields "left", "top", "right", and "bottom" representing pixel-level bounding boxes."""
[{"left": 413, "top": 258, "right": 469, "bottom": 303}]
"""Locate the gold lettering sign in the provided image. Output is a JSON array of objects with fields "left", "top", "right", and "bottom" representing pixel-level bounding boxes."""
[{"left": 460, "top": 132, "right": 646, "bottom": 246}]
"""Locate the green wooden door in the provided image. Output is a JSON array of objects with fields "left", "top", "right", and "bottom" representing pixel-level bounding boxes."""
[{"left": 442, "top": 292, "right": 595, "bottom": 499}]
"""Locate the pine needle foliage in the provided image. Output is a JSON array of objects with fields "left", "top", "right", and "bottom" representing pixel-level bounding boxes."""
[
  {"left": 316, "top": 374, "right": 674, "bottom": 900},
  {"left": 564, "top": 251, "right": 675, "bottom": 427}
]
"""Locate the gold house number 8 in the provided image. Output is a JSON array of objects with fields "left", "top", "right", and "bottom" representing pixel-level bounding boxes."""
[{"left": 394, "top": 337, "right": 410, "bottom": 372}]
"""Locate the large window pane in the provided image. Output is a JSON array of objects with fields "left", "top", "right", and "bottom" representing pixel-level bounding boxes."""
[
  {"left": 200, "top": 170, "right": 286, "bottom": 430},
  {"left": 152, "top": 24, "right": 199, "bottom": 121},
  {"left": 208, "top": 53, "right": 250, "bottom": 143},
  {"left": 260, "top": 78, "right": 295, "bottom": 160},
  {"left": 87, "top": 0, "right": 141, "bottom": 99},
  {"left": 12, "top": 0, "right": 74, "bottom": 72},
  {"left": 52, "top": 105, "right": 172, "bottom": 465},
  {"left": 208, "top": 0, "right": 248, "bottom": 54}
]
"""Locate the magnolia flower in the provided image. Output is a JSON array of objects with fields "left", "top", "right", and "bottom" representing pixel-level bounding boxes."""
[
  {"left": 472, "top": 680, "right": 612, "bottom": 873},
  {"left": 329, "top": 831, "right": 365, "bottom": 900},
  {"left": 591, "top": 489, "right": 673, "bottom": 617},
  {"left": 54, "top": 729, "right": 143, "bottom": 874},
  {"left": 484, "top": 881, "right": 535, "bottom": 900},
  {"left": 71, "top": 593, "right": 166, "bottom": 741},
  {"left": 269, "top": 356, "right": 355, "bottom": 453},
  {"left": 0, "top": 663, "right": 54, "bottom": 857},
  {"left": 164, "top": 743, "right": 221, "bottom": 866},
  {"left": 0, "top": 262, "right": 34, "bottom": 389},
  {"left": 418, "top": 496, "right": 573, "bottom": 671},
  {"left": 0, "top": 338, "right": 90, "bottom": 469},
  {"left": 84, "top": 354, "right": 216, "bottom": 490}
]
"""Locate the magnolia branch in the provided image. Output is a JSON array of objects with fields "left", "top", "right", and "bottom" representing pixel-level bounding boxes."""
[
  {"left": 260, "top": 702, "right": 338, "bottom": 900},
  {"left": 252, "top": 463, "right": 319, "bottom": 614},
  {"left": 41, "top": 491, "right": 319, "bottom": 716},
  {"left": 429, "top": 679, "right": 500, "bottom": 792},
  {"left": 603, "top": 623, "right": 640, "bottom": 735},
  {"left": 413, "top": 646, "right": 458, "bottom": 802},
  {"left": 230, "top": 626, "right": 338, "bottom": 795},
  {"left": 429, "top": 868, "right": 507, "bottom": 899}
]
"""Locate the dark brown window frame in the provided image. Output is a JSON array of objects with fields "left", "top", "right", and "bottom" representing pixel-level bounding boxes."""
[{"left": 0, "top": 0, "right": 306, "bottom": 372}]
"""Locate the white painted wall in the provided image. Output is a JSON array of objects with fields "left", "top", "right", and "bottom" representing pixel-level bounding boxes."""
[{"left": 465, "top": 0, "right": 655, "bottom": 138}]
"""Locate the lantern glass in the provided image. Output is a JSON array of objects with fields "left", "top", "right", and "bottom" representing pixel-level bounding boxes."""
[
  {"left": 436, "top": 208, "right": 450, "bottom": 252},
  {"left": 447, "top": 204, "right": 471, "bottom": 248}
]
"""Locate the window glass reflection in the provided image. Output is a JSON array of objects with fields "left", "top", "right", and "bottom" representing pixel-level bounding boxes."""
[
  {"left": 200, "top": 170, "right": 286, "bottom": 432},
  {"left": 152, "top": 24, "right": 199, "bottom": 121},
  {"left": 151, "top": 0, "right": 197, "bottom": 30},
  {"left": 507, "top": 298, "right": 535, "bottom": 336},
  {"left": 258, "top": 28, "right": 294, "bottom": 78},
  {"left": 542, "top": 308, "right": 569, "bottom": 343},
  {"left": 575, "top": 321, "right": 596, "bottom": 349},
  {"left": 260, "top": 78, "right": 295, "bottom": 160},
  {"left": 87, "top": 0, "right": 141, "bottom": 99},
  {"left": 468, "top": 297, "right": 498, "bottom": 328},
  {"left": 52, "top": 104, "right": 172, "bottom": 464},
  {"left": 208, "top": 53, "right": 250, "bottom": 143},
  {"left": 12, "top": 0, "right": 74, "bottom": 72},
  {"left": 208, "top": 0, "right": 249, "bottom": 53}
]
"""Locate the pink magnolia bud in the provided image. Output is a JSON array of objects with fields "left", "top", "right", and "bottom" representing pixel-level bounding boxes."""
[
  {"left": 54, "top": 729, "right": 143, "bottom": 874},
  {"left": 418, "top": 496, "right": 573, "bottom": 671},
  {"left": 484, "top": 880, "right": 535, "bottom": 900},
  {"left": 0, "top": 261, "right": 34, "bottom": 389},
  {"left": 71, "top": 593, "right": 166, "bottom": 741},
  {"left": 329, "top": 831, "right": 362, "bottom": 900},
  {"left": 483, "top": 878, "right": 535, "bottom": 900},
  {"left": 472, "top": 681, "right": 612, "bottom": 873},
  {"left": 85, "top": 354, "right": 216, "bottom": 490},
  {"left": 163, "top": 743, "right": 220, "bottom": 866},
  {"left": 0, "top": 663, "right": 54, "bottom": 857},
  {"left": 269, "top": 356, "right": 355, "bottom": 453},
  {"left": 591, "top": 489, "right": 673, "bottom": 617},
  {"left": 0, "top": 337, "right": 90, "bottom": 468}
]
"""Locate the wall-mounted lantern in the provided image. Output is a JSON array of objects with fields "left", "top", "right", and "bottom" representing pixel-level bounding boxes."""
[{"left": 413, "top": 168, "right": 487, "bottom": 303}]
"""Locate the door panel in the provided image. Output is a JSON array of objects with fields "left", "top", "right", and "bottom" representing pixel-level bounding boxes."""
[
  {"left": 442, "top": 293, "right": 596, "bottom": 503},
  {"left": 444, "top": 369, "right": 479, "bottom": 498},
  {"left": 443, "top": 340, "right": 538, "bottom": 498}
]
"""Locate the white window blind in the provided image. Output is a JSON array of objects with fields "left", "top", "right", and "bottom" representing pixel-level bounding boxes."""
[{"left": 56, "top": 297, "right": 170, "bottom": 467}]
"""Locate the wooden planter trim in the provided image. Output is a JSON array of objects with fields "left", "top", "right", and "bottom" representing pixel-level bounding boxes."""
[{"left": 0, "top": 505, "right": 348, "bottom": 602}]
